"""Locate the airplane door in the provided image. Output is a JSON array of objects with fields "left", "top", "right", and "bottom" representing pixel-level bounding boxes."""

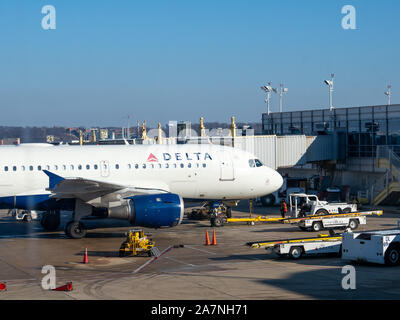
[
  {"left": 100, "top": 160, "right": 110, "bottom": 177},
  {"left": 219, "top": 151, "right": 235, "bottom": 181}
]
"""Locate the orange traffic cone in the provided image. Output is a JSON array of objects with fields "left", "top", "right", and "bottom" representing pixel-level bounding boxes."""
[
  {"left": 211, "top": 229, "right": 217, "bottom": 245},
  {"left": 83, "top": 247, "right": 89, "bottom": 264},
  {"left": 53, "top": 282, "right": 73, "bottom": 292},
  {"left": 205, "top": 230, "right": 210, "bottom": 246}
]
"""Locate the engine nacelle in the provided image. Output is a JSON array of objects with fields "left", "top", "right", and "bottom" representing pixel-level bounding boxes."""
[{"left": 106, "top": 193, "right": 184, "bottom": 228}]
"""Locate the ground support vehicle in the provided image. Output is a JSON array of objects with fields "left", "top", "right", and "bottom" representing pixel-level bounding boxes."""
[
  {"left": 119, "top": 229, "right": 155, "bottom": 257},
  {"left": 289, "top": 193, "right": 357, "bottom": 217},
  {"left": 247, "top": 233, "right": 343, "bottom": 260},
  {"left": 283, "top": 210, "right": 382, "bottom": 232},
  {"left": 8, "top": 209, "right": 40, "bottom": 222},
  {"left": 342, "top": 228, "right": 400, "bottom": 265}
]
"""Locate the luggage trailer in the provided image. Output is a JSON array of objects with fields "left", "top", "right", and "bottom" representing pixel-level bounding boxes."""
[
  {"left": 247, "top": 233, "right": 343, "bottom": 260},
  {"left": 282, "top": 210, "right": 383, "bottom": 232}
]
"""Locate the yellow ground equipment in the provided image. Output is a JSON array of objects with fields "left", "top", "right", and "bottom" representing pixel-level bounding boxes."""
[
  {"left": 247, "top": 233, "right": 342, "bottom": 249},
  {"left": 211, "top": 214, "right": 284, "bottom": 227},
  {"left": 119, "top": 229, "right": 155, "bottom": 257}
]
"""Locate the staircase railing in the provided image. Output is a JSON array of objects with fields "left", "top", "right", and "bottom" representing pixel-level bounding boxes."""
[{"left": 373, "top": 146, "right": 400, "bottom": 205}]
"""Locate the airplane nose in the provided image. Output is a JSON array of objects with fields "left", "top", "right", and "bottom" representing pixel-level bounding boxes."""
[{"left": 267, "top": 169, "right": 283, "bottom": 192}]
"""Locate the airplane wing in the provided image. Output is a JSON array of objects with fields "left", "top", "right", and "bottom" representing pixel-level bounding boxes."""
[{"left": 43, "top": 170, "right": 169, "bottom": 203}]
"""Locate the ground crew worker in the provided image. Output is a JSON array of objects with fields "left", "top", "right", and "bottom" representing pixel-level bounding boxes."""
[{"left": 280, "top": 199, "right": 288, "bottom": 218}]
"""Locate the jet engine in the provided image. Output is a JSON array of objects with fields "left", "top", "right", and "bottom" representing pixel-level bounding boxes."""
[{"left": 106, "top": 193, "right": 184, "bottom": 228}]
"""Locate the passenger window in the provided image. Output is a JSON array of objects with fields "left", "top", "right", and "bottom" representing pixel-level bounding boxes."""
[
  {"left": 196, "top": 163, "right": 200, "bottom": 168},
  {"left": 188, "top": 163, "right": 192, "bottom": 168},
  {"left": 142, "top": 164, "right": 146, "bottom": 169},
  {"left": 78, "top": 165, "right": 82, "bottom": 170},
  {"left": 173, "top": 164, "right": 177, "bottom": 168},
  {"left": 151, "top": 164, "right": 154, "bottom": 169},
  {"left": 128, "top": 164, "right": 131, "bottom": 169},
  {"left": 30, "top": 166, "right": 34, "bottom": 171},
  {"left": 13, "top": 166, "right": 17, "bottom": 171},
  {"left": 70, "top": 165, "right": 74, "bottom": 170},
  {"left": 202, "top": 163, "right": 206, "bottom": 168},
  {"left": 86, "top": 164, "right": 90, "bottom": 170},
  {"left": 62, "top": 165, "right": 66, "bottom": 170},
  {"left": 115, "top": 164, "right": 119, "bottom": 169},
  {"left": 37, "top": 165, "right": 42, "bottom": 171},
  {"left": 158, "top": 164, "right": 162, "bottom": 169},
  {"left": 21, "top": 166, "right": 25, "bottom": 171},
  {"left": 135, "top": 164, "right": 139, "bottom": 169},
  {"left": 46, "top": 165, "right": 50, "bottom": 170},
  {"left": 94, "top": 164, "right": 98, "bottom": 170},
  {"left": 4, "top": 166, "right": 8, "bottom": 172},
  {"left": 180, "top": 163, "right": 184, "bottom": 168},
  {"left": 165, "top": 163, "right": 169, "bottom": 168},
  {"left": 54, "top": 165, "right": 58, "bottom": 171},
  {"left": 249, "top": 159, "right": 256, "bottom": 168}
]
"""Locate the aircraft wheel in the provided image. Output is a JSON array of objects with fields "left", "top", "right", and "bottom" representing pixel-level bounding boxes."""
[
  {"left": 65, "top": 221, "right": 87, "bottom": 239},
  {"left": 41, "top": 211, "right": 60, "bottom": 231}
]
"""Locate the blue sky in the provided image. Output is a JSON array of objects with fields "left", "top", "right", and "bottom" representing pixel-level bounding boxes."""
[{"left": 0, "top": 0, "right": 399, "bottom": 127}]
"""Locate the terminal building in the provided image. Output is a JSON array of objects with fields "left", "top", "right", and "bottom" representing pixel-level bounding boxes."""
[{"left": 262, "top": 104, "right": 400, "bottom": 206}]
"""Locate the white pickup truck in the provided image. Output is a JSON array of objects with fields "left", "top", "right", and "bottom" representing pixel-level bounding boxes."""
[
  {"left": 342, "top": 228, "right": 400, "bottom": 265},
  {"left": 289, "top": 193, "right": 358, "bottom": 217}
]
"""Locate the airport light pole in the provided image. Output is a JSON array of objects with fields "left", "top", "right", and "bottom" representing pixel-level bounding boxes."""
[
  {"left": 384, "top": 85, "right": 392, "bottom": 105},
  {"left": 324, "top": 73, "right": 335, "bottom": 111},
  {"left": 261, "top": 82, "right": 273, "bottom": 115},
  {"left": 273, "top": 84, "right": 288, "bottom": 113}
]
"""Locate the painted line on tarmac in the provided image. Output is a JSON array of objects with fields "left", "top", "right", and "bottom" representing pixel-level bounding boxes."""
[
  {"left": 165, "top": 256, "right": 196, "bottom": 267},
  {"left": 132, "top": 246, "right": 173, "bottom": 274},
  {"left": 184, "top": 245, "right": 217, "bottom": 255}
]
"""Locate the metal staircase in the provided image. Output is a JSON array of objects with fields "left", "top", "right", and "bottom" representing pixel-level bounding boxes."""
[{"left": 373, "top": 146, "right": 400, "bottom": 206}]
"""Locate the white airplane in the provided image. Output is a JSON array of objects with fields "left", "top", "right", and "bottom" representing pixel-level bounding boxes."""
[{"left": 0, "top": 143, "right": 283, "bottom": 238}]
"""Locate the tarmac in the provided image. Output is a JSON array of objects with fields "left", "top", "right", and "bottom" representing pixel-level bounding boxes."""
[{"left": 0, "top": 201, "right": 399, "bottom": 300}]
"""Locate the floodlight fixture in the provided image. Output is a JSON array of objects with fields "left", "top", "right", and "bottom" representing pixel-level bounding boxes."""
[
  {"left": 273, "top": 83, "right": 288, "bottom": 113},
  {"left": 384, "top": 84, "right": 392, "bottom": 105},
  {"left": 261, "top": 82, "right": 273, "bottom": 114},
  {"left": 324, "top": 74, "right": 334, "bottom": 111}
]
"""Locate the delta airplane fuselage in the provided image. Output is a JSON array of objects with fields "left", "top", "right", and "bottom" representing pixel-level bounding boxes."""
[
  {"left": 0, "top": 143, "right": 283, "bottom": 238},
  {"left": 0, "top": 143, "right": 282, "bottom": 207}
]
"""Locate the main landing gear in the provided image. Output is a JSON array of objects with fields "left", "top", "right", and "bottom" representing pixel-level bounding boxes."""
[
  {"left": 65, "top": 221, "right": 87, "bottom": 239},
  {"left": 64, "top": 199, "right": 91, "bottom": 239},
  {"left": 40, "top": 210, "right": 61, "bottom": 231}
]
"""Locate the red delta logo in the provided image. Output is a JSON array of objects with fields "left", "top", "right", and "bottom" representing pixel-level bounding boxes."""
[{"left": 147, "top": 153, "right": 158, "bottom": 162}]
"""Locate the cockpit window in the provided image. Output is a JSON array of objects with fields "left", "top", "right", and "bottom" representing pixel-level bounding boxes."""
[
  {"left": 248, "top": 159, "right": 256, "bottom": 168},
  {"left": 255, "top": 159, "right": 263, "bottom": 167}
]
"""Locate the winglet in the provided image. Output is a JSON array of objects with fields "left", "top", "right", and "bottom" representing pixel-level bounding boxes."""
[{"left": 43, "top": 170, "right": 65, "bottom": 190}]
